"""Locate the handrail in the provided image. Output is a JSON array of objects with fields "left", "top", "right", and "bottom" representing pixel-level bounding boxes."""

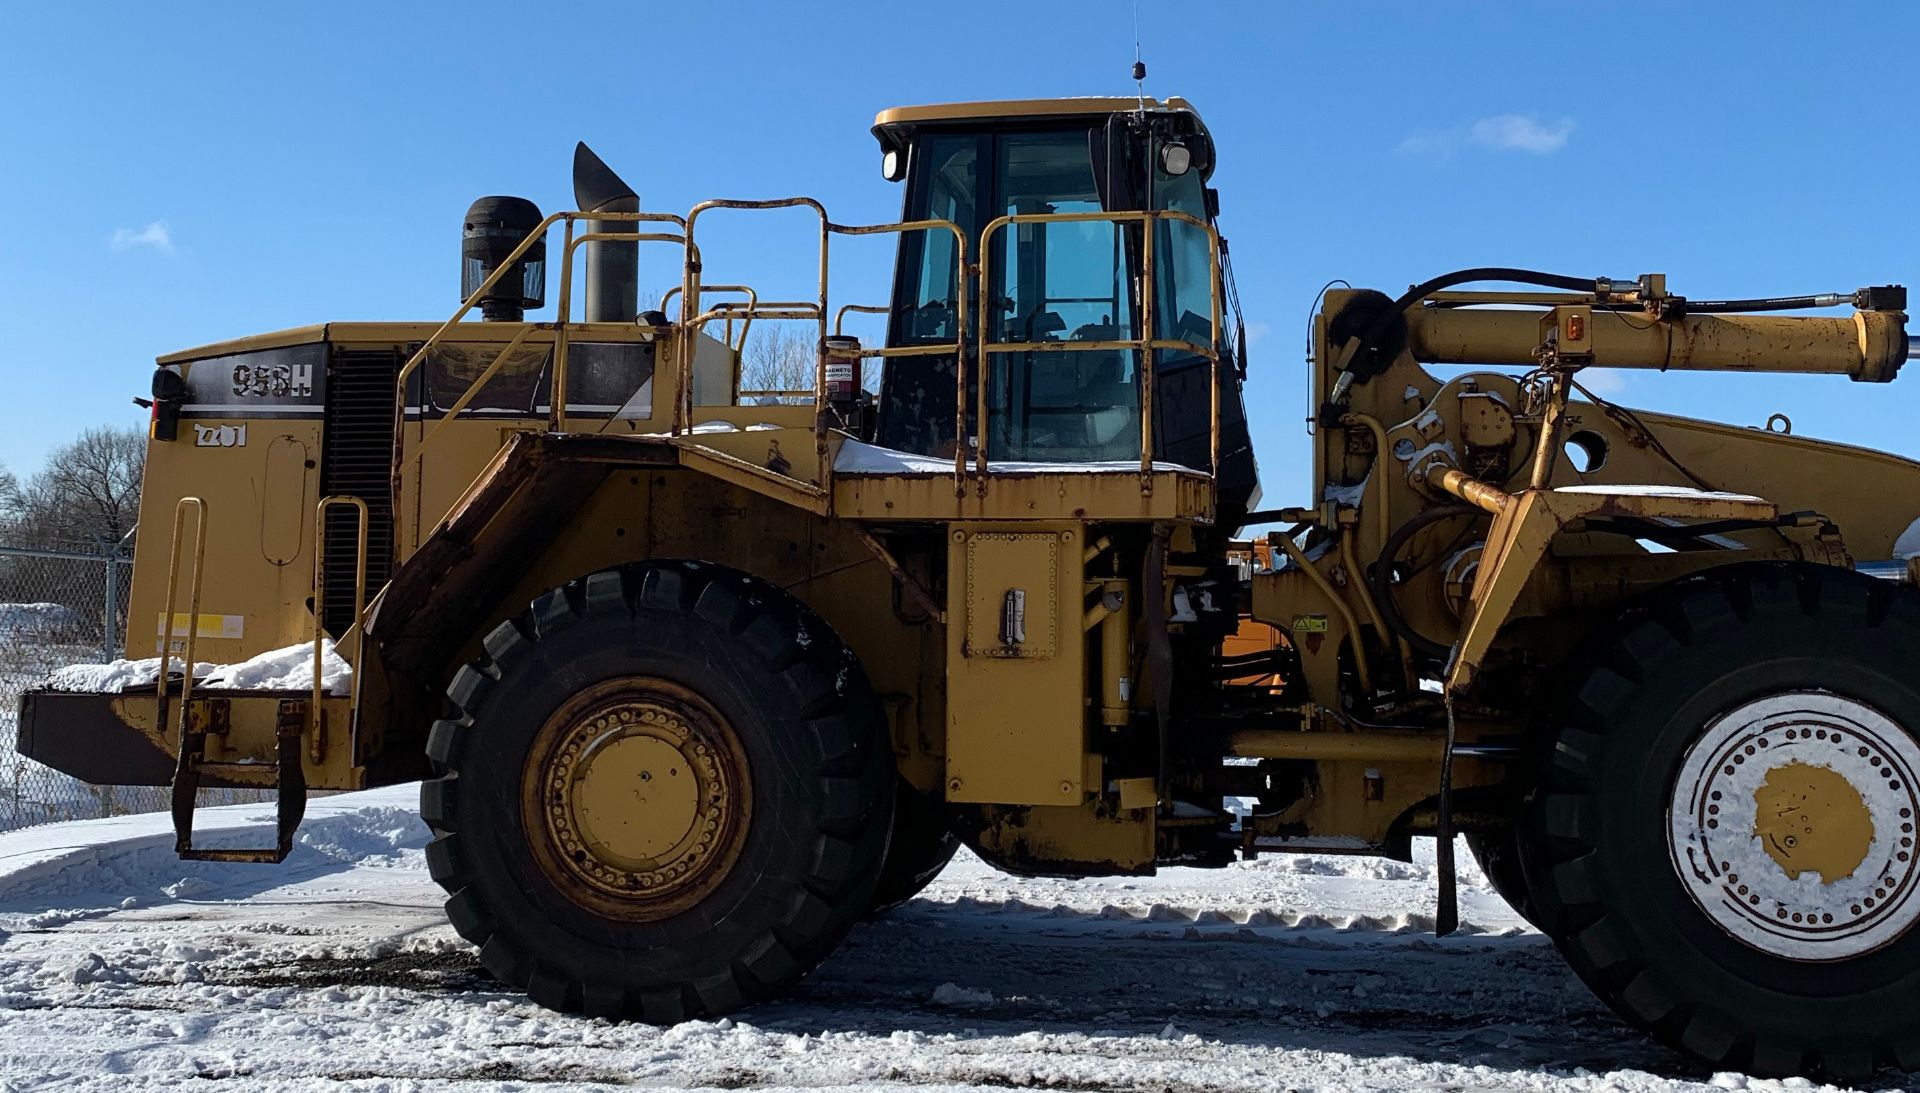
[
  {"left": 681, "top": 198, "right": 832, "bottom": 442},
  {"left": 680, "top": 202, "right": 969, "bottom": 473},
  {"left": 554, "top": 224, "right": 693, "bottom": 431},
  {"left": 156, "top": 497, "right": 208, "bottom": 742},
  {"left": 386, "top": 198, "right": 1227, "bottom": 513},
  {"left": 420, "top": 324, "right": 539, "bottom": 449},
  {"left": 397, "top": 200, "right": 967, "bottom": 466},
  {"left": 312, "top": 495, "right": 369, "bottom": 762},
  {"left": 973, "top": 208, "right": 1222, "bottom": 491},
  {"left": 390, "top": 210, "right": 692, "bottom": 471},
  {"left": 394, "top": 210, "right": 689, "bottom": 393},
  {"left": 663, "top": 285, "right": 758, "bottom": 350},
  {"left": 688, "top": 301, "right": 829, "bottom": 403},
  {"left": 826, "top": 218, "right": 970, "bottom": 489},
  {"left": 835, "top": 303, "right": 889, "bottom": 336}
]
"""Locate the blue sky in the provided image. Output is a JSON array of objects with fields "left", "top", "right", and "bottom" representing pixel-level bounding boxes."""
[{"left": 2, "top": 1, "right": 1915, "bottom": 499}]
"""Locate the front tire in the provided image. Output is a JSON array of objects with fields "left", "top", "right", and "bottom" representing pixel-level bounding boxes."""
[
  {"left": 1522, "top": 563, "right": 1920, "bottom": 1081},
  {"left": 867, "top": 780, "right": 960, "bottom": 915},
  {"left": 420, "top": 562, "right": 895, "bottom": 1021}
]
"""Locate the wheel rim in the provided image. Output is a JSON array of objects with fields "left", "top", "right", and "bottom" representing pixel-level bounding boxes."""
[
  {"left": 523, "top": 677, "right": 752, "bottom": 922},
  {"left": 1668, "top": 690, "right": 1920, "bottom": 961}
]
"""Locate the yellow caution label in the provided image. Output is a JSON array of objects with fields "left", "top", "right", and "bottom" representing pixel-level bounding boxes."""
[{"left": 156, "top": 613, "right": 245, "bottom": 640}]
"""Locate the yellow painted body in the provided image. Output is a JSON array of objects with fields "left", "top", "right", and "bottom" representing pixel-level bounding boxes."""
[{"left": 79, "top": 169, "right": 1917, "bottom": 875}]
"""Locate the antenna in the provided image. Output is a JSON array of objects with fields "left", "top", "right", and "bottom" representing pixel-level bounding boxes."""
[{"left": 1131, "top": 0, "right": 1147, "bottom": 111}]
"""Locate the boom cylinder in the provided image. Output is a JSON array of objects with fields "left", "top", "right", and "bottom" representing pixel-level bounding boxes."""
[{"left": 1406, "top": 307, "right": 1908, "bottom": 382}]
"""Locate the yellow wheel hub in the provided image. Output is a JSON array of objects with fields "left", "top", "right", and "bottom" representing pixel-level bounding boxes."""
[
  {"left": 524, "top": 678, "right": 751, "bottom": 921},
  {"left": 1753, "top": 760, "right": 1873, "bottom": 884}
]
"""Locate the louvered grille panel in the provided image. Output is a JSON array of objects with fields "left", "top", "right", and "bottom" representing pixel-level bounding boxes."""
[{"left": 319, "top": 349, "right": 399, "bottom": 637}]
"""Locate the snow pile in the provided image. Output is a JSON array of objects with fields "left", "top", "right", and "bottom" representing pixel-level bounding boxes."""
[
  {"left": 835, "top": 439, "right": 1195, "bottom": 476},
  {"left": 0, "top": 602, "right": 83, "bottom": 636},
  {"left": 41, "top": 656, "right": 216, "bottom": 693},
  {"left": 0, "top": 786, "right": 428, "bottom": 907},
  {"left": 1557, "top": 484, "right": 1766, "bottom": 503},
  {"left": 201, "top": 640, "right": 351, "bottom": 695},
  {"left": 929, "top": 982, "right": 995, "bottom": 1007},
  {"left": 39, "top": 641, "right": 350, "bottom": 695}
]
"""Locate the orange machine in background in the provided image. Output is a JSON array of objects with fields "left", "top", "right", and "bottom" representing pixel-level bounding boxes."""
[{"left": 1223, "top": 540, "right": 1286, "bottom": 689}]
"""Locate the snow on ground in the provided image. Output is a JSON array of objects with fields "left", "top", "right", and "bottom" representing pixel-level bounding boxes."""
[
  {"left": 835, "top": 440, "right": 1194, "bottom": 476},
  {"left": 0, "top": 604, "right": 83, "bottom": 638},
  {"left": 0, "top": 789, "right": 1892, "bottom": 1092}
]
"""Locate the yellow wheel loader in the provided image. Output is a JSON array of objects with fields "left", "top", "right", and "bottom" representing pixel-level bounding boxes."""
[{"left": 18, "top": 97, "right": 1920, "bottom": 1081}]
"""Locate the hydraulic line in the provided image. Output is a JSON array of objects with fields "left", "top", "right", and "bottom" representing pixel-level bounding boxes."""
[
  {"left": 1271, "top": 530, "right": 1374, "bottom": 696},
  {"left": 1330, "top": 268, "right": 1601, "bottom": 400},
  {"left": 1682, "top": 293, "right": 1851, "bottom": 314},
  {"left": 1339, "top": 529, "right": 1393, "bottom": 668},
  {"left": 1370, "top": 504, "right": 1484, "bottom": 660},
  {"left": 1338, "top": 411, "right": 1409, "bottom": 666}
]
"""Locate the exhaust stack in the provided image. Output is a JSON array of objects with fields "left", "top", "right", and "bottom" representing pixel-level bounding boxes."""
[{"left": 573, "top": 142, "right": 640, "bottom": 324}]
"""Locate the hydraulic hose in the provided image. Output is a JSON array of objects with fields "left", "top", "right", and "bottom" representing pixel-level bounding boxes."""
[
  {"left": 1681, "top": 294, "right": 1851, "bottom": 314},
  {"left": 1330, "top": 268, "right": 1605, "bottom": 402},
  {"left": 1357, "top": 268, "right": 1596, "bottom": 361},
  {"left": 1369, "top": 503, "right": 1484, "bottom": 660}
]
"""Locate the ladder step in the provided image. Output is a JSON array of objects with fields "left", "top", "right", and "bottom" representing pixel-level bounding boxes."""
[
  {"left": 179, "top": 847, "right": 291, "bottom": 864},
  {"left": 171, "top": 698, "right": 310, "bottom": 864},
  {"left": 192, "top": 761, "right": 280, "bottom": 778}
]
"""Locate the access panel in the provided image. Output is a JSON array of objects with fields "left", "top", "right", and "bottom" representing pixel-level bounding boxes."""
[{"left": 944, "top": 524, "right": 1090, "bottom": 805}]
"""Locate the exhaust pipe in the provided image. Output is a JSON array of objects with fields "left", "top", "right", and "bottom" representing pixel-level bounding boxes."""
[{"left": 572, "top": 142, "right": 640, "bottom": 323}]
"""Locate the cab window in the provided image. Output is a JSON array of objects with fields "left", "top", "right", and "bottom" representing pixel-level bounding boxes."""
[{"left": 986, "top": 130, "right": 1139, "bottom": 463}]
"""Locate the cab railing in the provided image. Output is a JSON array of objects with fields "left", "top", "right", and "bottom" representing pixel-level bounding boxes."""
[
  {"left": 549, "top": 216, "right": 696, "bottom": 431},
  {"left": 973, "top": 209, "right": 1222, "bottom": 493},
  {"left": 384, "top": 200, "right": 1222, "bottom": 510},
  {"left": 661, "top": 284, "right": 758, "bottom": 352},
  {"left": 836, "top": 303, "right": 890, "bottom": 335},
  {"left": 678, "top": 198, "right": 968, "bottom": 457},
  {"left": 392, "top": 202, "right": 968, "bottom": 476}
]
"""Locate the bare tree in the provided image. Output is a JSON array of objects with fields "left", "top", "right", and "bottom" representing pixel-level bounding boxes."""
[
  {"left": 738, "top": 325, "right": 819, "bottom": 404},
  {"left": 8, "top": 426, "right": 145, "bottom": 548},
  {"left": 0, "top": 464, "right": 18, "bottom": 521}
]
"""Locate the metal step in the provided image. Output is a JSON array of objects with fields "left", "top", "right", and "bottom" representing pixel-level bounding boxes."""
[{"left": 170, "top": 698, "right": 309, "bottom": 863}]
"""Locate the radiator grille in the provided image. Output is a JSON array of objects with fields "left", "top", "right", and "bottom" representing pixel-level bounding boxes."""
[{"left": 319, "top": 348, "right": 399, "bottom": 637}]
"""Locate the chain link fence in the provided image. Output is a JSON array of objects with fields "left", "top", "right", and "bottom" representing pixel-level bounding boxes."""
[{"left": 0, "top": 538, "right": 271, "bottom": 832}]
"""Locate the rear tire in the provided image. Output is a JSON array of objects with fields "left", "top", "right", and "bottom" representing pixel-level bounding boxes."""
[
  {"left": 420, "top": 561, "right": 894, "bottom": 1021},
  {"left": 1521, "top": 563, "right": 1920, "bottom": 1081},
  {"left": 1465, "top": 831, "right": 1537, "bottom": 929}
]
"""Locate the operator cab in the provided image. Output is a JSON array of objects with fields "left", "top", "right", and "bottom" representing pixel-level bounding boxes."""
[{"left": 869, "top": 97, "right": 1256, "bottom": 515}]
